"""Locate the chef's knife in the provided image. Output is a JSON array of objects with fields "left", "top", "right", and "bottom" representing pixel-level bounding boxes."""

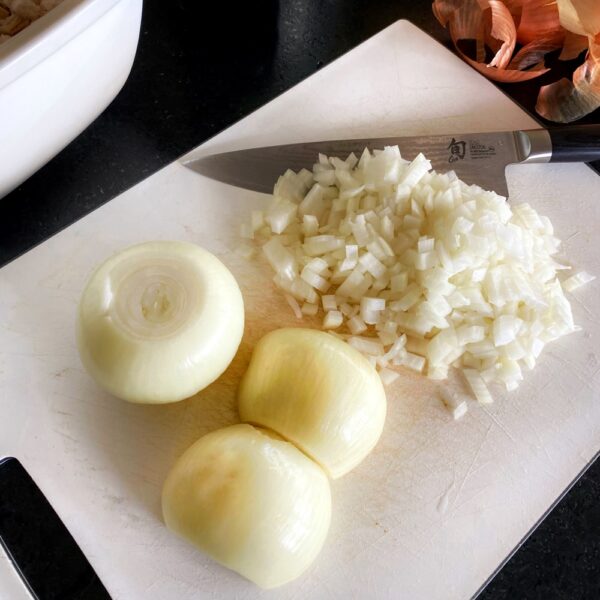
[{"left": 184, "top": 125, "right": 600, "bottom": 198}]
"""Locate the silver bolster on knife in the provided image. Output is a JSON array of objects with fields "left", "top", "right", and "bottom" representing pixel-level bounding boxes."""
[{"left": 514, "top": 129, "right": 552, "bottom": 164}]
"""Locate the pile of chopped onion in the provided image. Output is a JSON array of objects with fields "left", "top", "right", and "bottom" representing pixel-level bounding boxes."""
[{"left": 241, "top": 147, "right": 595, "bottom": 414}]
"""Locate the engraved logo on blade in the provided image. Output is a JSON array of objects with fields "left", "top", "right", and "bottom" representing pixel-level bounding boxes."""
[
  {"left": 448, "top": 138, "right": 498, "bottom": 162},
  {"left": 469, "top": 140, "right": 497, "bottom": 159},
  {"left": 447, "top": 138, "right": 466, "bottom": 163}
]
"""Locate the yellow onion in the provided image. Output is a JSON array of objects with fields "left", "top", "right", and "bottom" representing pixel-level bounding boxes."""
[
  {"left": 77, "top": 241, "right": 244, "bottom": 403},
  {"left": 162, "top": 424, "right": 331, "bottom": 589},
  {"left": 238, "top": 328, "right": 386, "bottom": 478}
]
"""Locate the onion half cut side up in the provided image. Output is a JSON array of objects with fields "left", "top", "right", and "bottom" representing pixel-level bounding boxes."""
[{"left": 77, "top": 241, "right": 244, "bottom": 403}]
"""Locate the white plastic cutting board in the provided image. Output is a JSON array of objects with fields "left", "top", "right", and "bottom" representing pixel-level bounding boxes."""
[{"left": 1, "top": 20, "right": 599, "bottom": 600}]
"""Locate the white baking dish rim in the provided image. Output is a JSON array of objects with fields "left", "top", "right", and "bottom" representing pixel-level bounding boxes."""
[{"left": 0, "top": 0, "right": 122, "bottom": 91}]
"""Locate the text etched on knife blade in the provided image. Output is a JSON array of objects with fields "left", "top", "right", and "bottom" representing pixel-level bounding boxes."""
[
  {"left": 447, "top": 138, "right": 466, "bottom": 163},
  {"left": 447, "top": 138, "right": 498, "bottom": 163}
]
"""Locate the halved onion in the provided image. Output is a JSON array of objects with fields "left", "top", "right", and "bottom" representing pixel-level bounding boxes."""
[
  {"left": 162, "top": 424, "right": 331, "bottom": 589},
  {"left": 238, "top": 328, "right": 387, "bottom": 478},
  {"left": 77, "top": 241, "right": 244, "bottom": 403}
]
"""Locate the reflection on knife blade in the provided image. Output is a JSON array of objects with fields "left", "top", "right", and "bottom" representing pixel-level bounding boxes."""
[{"left": 183, "top": 128, "right": 558, "bottom": 198}]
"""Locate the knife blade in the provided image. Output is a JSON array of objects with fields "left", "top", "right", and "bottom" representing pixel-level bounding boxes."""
[{"left": 184, "top": 125, "right": 600, "bottom": 198}]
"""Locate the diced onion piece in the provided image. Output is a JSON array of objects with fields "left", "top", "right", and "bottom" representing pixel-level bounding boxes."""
[
  {"left": 347, "top": 315, "right": 367, "bottom": 335},
  {"left": 266, "top": 200, "right": 297, "bottom": 234},
  {"left": 360, "top": 297, "right": 385, "bottom": 312},
  {"left": 340, "top": 244, "right": 359, "bottom": 271},
  {"left": 440, "top": 388, "right": 469, "bottom": 420},
  {"left": 301, "top": 302, "right": 319, "bottom": 316},
  {"left": 563, "top": 271, "right": 596, "bottom": 292},
  {"left": 338, "top": 302, "right": 354, "bottom": 317},
  {"left": 456, "top": 325, "right": 485, "bottom": 345},
  {"left": 390, "top": 272, "right": 408, "bottom": 293},
  {"left": 390, "top": 284, "right": 421, "bottom": 311},
  {"left": 360, "top": 297, "right": 385, "bottom": 324},
  {"left": 400, "top": 352, "right": 426, "bottom": 373},
  {"left": 382, "top": 334, "right": 407, "bottom": 362},
  {"left": 358, "top": 252, "right": 386, "bottom": 278},
  {"left": 302, "top": 215, "right": 319, "bottom": 236},
  {"left": 323, "top": 310, "right": 343, "bottom": 329},
  {"left": 301, "top": 266, "right": 330, "bottom": 293},
  {"left": 428, "top": 364, "right": 449, "bottom": 380},
  {"left": 493, "top": 315, "right": 523, "bottom": 347},
  {"left": 285, "top": 294, "right": 303, "bottom": 319},
  {"left": 304, "top": 235, "right": 344, "bottom": 256},
  {"left": 418, "top": 236, "right": 435, "bottom": 253},
  {"left": 306, "top": 257, "right": 330, "bottom": 275},
  {"left": 322, "top": 295, "right": 337, "bottom": 311},
  {"left": 263, "top": 238, "right": 297, "bottom": 279},
  {"left": 299, "top": 184, "right": 327, "bottom": 220},
  {"left": 463, "top": 369, "right": 493, "bottom": 404},
  {"left": 336, "top": 269, "right": 364, "bottom": 299}
]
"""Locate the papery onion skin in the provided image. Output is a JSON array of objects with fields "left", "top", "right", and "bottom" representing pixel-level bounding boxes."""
[
  {"left": 238, "top": 328, "right": 387, "bottom": 479},
  {"left": 517, "top": 0, "right": 563, "bottom": 46},
  {"left": 433, "top": 0, "right": 600, "bottom": 120},
  {"left": 162, "top": 424, "right": 331, "bottom": 589},
  {"left": 537, "top": 34, "right": 600, "bottom": 122},
  {"left": 77, "top": 241, "right": 244, "bottom": 404}
]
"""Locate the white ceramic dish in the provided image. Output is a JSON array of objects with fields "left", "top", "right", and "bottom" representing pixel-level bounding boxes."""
[{"left": 0, "top": 0, "right": 143, "bottom": 198}]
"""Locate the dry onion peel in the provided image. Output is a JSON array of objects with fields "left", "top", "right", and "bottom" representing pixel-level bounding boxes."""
[
  {"left": 487, "top": 0, "right": 517, "bottom": 69},
  {"left": 517, "top": 0, "right": 563, "bottom": 45},
  {"left": 433, "top": 0, "right": 600, "bottom": 121},
  {"left": 508, "top": 37, "right": 564, "bottom": 71},
  {"left": 537, "top": 34, "right": 600, "bottom": 122},
  {"left": 559, "top": 30, "right": 589, "bottom": 60},
  {"left": 557, "top": 0, "right": 600, "bottom": 37}
]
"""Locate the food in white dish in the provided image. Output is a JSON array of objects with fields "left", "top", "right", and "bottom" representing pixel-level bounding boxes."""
[{"left": 0, "top": 0, "right": 64, "bottom": 44}]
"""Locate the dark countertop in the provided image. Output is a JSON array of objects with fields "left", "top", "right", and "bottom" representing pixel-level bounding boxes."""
[{"left": 1, "top": 0, "right": 599, "bottom": 597}]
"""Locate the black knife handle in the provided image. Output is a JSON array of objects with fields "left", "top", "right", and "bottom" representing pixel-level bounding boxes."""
[
  {"left": 548, "top": 124, "right": 600, "bottom": 163},
  {"left": 0, "top": 457, "right": 111, "bottom": 600}
]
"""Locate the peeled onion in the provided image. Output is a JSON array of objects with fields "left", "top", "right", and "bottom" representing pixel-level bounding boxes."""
[
  {"left": 238, "top": 328, "right": 387, "bottom": 478},
  {"left": 162, "top": 424, "right": 331, "bottom": 589},
  {"left": 77, "top": 241, "right": 244, "bottom": 403}
]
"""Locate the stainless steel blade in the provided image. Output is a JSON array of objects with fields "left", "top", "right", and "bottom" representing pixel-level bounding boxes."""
[{"left": 184, "top": 131, "right": 523, "bottom": 197}]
